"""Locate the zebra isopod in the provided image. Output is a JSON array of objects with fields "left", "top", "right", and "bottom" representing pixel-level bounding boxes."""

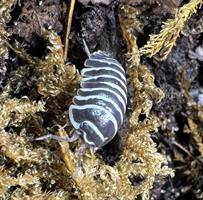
[{"left": 69, "top": 50, "right": 127, "bottom": 149}]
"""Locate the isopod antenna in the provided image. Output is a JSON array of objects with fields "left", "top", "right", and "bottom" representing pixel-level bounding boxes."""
[{"left": 82, "top": 38, "right": 91, "bottom": 58}]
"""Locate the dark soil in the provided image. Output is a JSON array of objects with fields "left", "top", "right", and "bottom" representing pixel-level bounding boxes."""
[{"left": 1, "top": 0, "right": 203, "bottom": 199}]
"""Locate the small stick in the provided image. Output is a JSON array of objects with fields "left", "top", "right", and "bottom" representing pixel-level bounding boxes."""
[
  {"left": 53, "top": 129, "right": 75, "bottom": 173},
  {"left": 63, "top": 0, "right": 76, "bottom": 61},
  {"left": 172, "top": 140, "right": 194, "bottom": 159}
]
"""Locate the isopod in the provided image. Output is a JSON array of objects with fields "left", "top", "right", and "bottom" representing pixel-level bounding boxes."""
[{"left": 36, "top": 49, "right": 127, "bottom": 167}]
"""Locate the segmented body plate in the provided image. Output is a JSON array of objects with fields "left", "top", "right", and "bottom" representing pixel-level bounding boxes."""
[{"left": 69, "top": 51, "right": 127, "bottom": 148}]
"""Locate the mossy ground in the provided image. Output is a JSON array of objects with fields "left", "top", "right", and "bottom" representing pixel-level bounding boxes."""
[{"left": 0, "top": 0, "right": 202, "bottom": 199}]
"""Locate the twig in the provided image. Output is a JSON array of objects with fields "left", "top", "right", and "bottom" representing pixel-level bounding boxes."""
[
  {"left": 172, "top": 140, "right": 194, "bottom": 159},
  {"left": 58, "top": 129, "right": 87, "bottom": 200},
  {"left": 63, "top": 0, "right": 76, "bottom": 61}
]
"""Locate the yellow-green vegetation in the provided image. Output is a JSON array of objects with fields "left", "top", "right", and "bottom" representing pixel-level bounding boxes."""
[
  {"left": 0, "top": 0, "right": 17, "bottom": 62},
  {"left": 0, "top": 31, "right": 77, "bottom": 199},
  {"left": 117, "top": 5, "right": 174, "bottom": 199},
  {"left": 139, "top": 0, "right": 203, "bottom": 60}
]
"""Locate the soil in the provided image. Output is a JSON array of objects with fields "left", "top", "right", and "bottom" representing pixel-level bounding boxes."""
[{"left": 1, "top": 0, "right": 203, "bottom": 199}]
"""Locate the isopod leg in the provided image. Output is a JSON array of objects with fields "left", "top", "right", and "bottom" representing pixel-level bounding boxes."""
[
  {"left": 35, "top": 131, "right": 79, "bottom": 142},
  {"left": 75, "top": 143, "right": 87, "bottom": 173}
]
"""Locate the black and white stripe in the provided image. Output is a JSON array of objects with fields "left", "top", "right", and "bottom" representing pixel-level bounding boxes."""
[{"left": 69, "top": 50, "right": 127, "bottom": 149}]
